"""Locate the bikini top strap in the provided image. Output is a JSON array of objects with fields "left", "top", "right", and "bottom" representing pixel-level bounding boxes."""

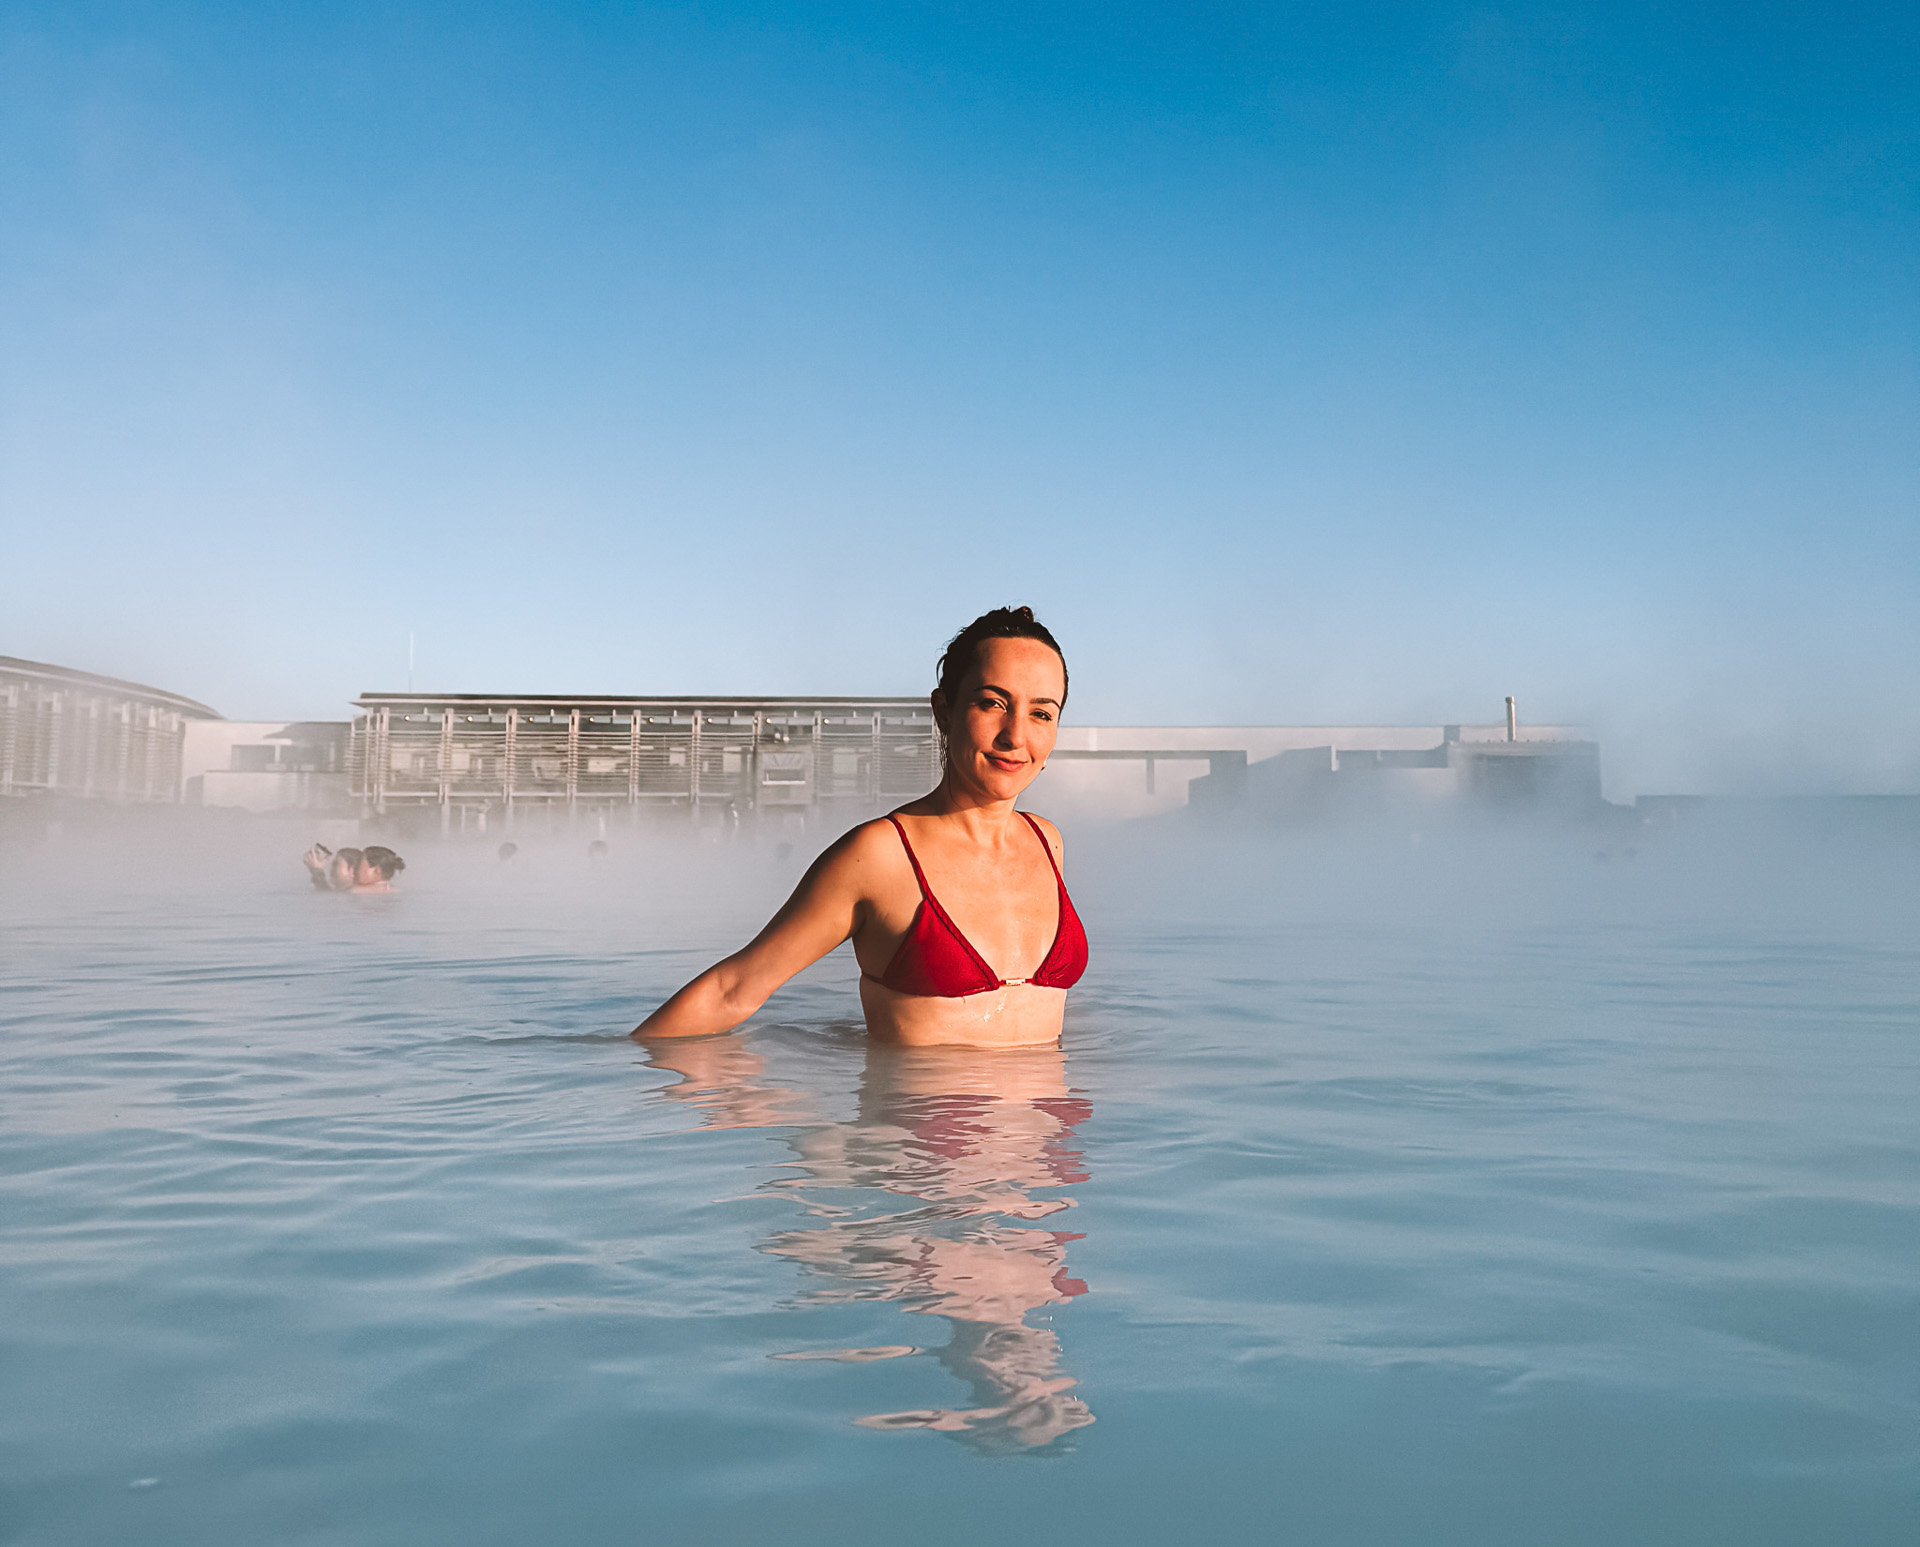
[
  {"left": 886, "top": 814, "right": 932, "bottom": 899},
  {"left": 1018, "top": 811, "right": 1066, "bottom": 887}
]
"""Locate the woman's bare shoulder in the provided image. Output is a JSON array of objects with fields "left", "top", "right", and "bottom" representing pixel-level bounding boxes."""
[
  {"left": 1023, "top": 811, "right": 1066, "bottom": 858},
  {"left": 805, "top": 818, "right": 911, "bottom": 886}
]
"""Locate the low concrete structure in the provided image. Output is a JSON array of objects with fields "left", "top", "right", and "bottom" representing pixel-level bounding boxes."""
[
  {"left": 1184, "top": 731, "right": 1603, "bottom": 824},
  {"left": 1030, "top": 721, "right": 1595, "bottom": 822},
  {"left": 181, "top": 721, "right": 352, "bottom": 815},
  {"left": 0, "top": 656, "right": 220, "bottom": 804}
]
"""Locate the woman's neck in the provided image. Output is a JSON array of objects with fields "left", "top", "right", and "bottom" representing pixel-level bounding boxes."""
[{"left": 918, "top": 775, "right": 1025, "bottom": 839}]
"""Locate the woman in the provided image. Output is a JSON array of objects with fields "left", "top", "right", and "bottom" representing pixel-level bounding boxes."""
[
  {"left": 633, "top": 606, "right": 1087, "bottom": 1048},
  {"left": 350, "top": 846, "right": 406, "bottom": 893}
]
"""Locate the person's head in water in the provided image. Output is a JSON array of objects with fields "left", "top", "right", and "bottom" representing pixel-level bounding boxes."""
[
  {"left": 931, "top": 606, "right": 1067, "bottom": 806},
  {"left": 354, "top": 846, "right": 405, "bottom": 889},
  {"left": 588, "top": 839, "right": 609, "bottom": 861},
  {"left": 497, "top": 842, "right": 518, "bottom": 863}
]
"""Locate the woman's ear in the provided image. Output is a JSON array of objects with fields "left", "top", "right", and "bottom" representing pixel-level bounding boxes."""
[{"left": 929, "top": 689, "right": 948, "bottom": 723}]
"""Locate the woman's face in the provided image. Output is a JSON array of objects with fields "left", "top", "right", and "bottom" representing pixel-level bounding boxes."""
[
  {"left": 353, "top": 856, "right": 385, "bottom": 887},
  {"left": 937, "top": 636, "right": 1065, "bottom": 804}
]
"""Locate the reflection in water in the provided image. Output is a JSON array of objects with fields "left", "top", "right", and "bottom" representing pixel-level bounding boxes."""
[{"left": 643, "top": 1036, "right": 1095, "bottom": 1453}]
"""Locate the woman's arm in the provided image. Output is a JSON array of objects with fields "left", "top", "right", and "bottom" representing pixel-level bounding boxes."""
[
  {"left": 303, "top": 844, "right": 335, "bottom": 890},
  {"left": 632, "top": 827, "right": 880, "bottom": 1039}
]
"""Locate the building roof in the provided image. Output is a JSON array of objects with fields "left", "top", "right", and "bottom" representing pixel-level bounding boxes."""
[{"left": 0, "top": 656, "right": 222, "bottom": 719}]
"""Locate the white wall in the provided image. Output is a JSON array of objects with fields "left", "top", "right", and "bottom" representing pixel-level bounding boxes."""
[{"left": 180, "top": 721, "right": 351, "bottom": 813}]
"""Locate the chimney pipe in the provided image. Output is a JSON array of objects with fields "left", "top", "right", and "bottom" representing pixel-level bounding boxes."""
[{"left": 1504, "top": 696, "right": 1517, "bottom": 742}]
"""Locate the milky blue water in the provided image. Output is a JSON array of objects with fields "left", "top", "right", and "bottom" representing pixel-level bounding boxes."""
[{"left": 2, "top": 824, "right": 1915, "bottom": 1545}]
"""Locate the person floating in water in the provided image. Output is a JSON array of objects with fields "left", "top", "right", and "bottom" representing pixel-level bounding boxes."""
[
  {"left": 634, "top": 606, "right": 1087, "bottom": 1048},
  {"left": 303, "top": 843, "right": 405, "bottom": 893}
]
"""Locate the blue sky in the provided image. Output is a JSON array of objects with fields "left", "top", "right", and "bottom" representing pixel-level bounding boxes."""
[{"left": 2, "top": 1, "right": 1914, "bottom": 794}]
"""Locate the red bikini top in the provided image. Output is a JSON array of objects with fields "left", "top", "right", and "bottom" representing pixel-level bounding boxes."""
[{"left": 870, "top": 812, "right": 1089, "bottom": 998}]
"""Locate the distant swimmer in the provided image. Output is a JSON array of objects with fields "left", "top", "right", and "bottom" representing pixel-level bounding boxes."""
[
  {"left": 498, "top": 842, "right": 519, "bottom": 863},
  {"left": 588, "top": 839, "right": 610, "bottom": 862},
  {"left": 634, "top": 606, "right": 1087, "bottom": 1049}
]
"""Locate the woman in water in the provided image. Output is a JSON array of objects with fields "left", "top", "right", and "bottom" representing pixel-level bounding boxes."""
[
  {"left": 633, "top": 606, "right": 1087, "bottom": 1048},
  {"left": 302, "top": 844, "right": 405, "bottom": 893},
  {"left": 350, "top": 846, "right": 406, "bottom": 893}
]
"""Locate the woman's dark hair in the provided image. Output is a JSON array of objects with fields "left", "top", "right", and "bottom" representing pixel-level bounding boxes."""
[
  {"left": 361, "top": 845, "right": 406, "bottom": 880},
  {"left": 935, "top": 606, "right": 1068, "bottom": 710}
]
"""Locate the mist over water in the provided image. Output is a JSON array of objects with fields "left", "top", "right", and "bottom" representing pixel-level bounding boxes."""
[{"left": 2, "top": 808, "right": 1914, "bottom": 1543}]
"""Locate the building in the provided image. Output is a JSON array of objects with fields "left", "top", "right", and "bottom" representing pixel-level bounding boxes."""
[
  {"left": 347, "top": 689, "right": 1601, "bottom": 828},
  {"left": 0, "top": 656, "right": 220, "bottom": 804},
  {"left": 0, "top": 660, "right": 1601, "bottom": 827},
  {"left": 349, "top": 693, "right": 945, "bottom": 830},
  {"left": 181, "top": 721, "right": 353, "bottom": 814},
  {"left": 1029, "top": 720, "right": 1598, "bottom": 823},
  {"left": 1180, "top": 723, "right": 1603, "bottom": 823}
]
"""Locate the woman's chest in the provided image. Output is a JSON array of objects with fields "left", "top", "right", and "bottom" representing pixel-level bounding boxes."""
[{"left": 878, "top": 853, "right": 1060, "bottom": 971}]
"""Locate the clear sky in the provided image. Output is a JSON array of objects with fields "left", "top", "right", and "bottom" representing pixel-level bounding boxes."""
[{"left": 3, "top": 1, "right": 1914, "bottom": 796}]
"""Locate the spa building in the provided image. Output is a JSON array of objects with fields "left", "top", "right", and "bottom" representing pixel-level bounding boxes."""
[
  {"left": 0, "top": 655, "right": 220, "bottom": 805},
  {"left": 0, "top": 654, "right": 1604, "bottom": 827},
  {"left": 343, "top": 690, "right": 1600, "bottom": 829}
]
